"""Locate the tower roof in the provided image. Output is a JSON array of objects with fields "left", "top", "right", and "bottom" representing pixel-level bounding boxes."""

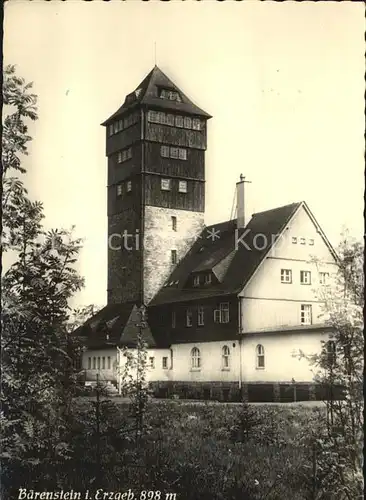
[{"left": 102, "top": 65, "right": 211, "bottom": 126}]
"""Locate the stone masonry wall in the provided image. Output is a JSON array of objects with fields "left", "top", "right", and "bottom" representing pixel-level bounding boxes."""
[{"left": 143, "top": 206, "right": 204, "bottom": 304}]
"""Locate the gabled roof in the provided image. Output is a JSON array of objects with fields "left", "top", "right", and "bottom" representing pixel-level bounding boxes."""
[
  {"left": 149, "top": 202, "right": 302, "bottom": 306},
  {"left": 102, "top": 65, "right": 211, "bottom": 126},
  {"left": 74, "top": 302, "right": 156, "bottom": 348}
]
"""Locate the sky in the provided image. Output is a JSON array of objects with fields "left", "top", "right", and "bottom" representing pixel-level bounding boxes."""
[{"left": 4, "top": 1, "right": 365, "bottom": 308}]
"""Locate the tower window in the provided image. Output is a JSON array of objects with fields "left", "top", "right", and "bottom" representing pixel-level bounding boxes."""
[
  {"left": 161, "top": 146, "right": 187, "bottom": 161},
  {"left": 292, "top": 237, "right": 297, "bottom": 244},
  {"left": 161, "top": 178, "right": 171, "bottom": 191},
  {"left": 127, "top": 181, "right": 132, "bottom": 192},
  {"left": 171, "top": 216, "right": 177, "bottom": 231},
  {"left": 166, "top": 114, "right": 175, "bottom": 126},
  {"left": 114, "top": 122, "right": 119, "bottom": 134},
  {"left": 171, "top": 249, "right": 177, "bottom": 264},
  {"left": 192, "top": 118, "right": 201, "bottom": 130},
  {"left": 170, "top": 147, "right": 179, "bottom": 159},
  {"left": 300, "top": 238, "right": 306, "bottom": 245},
  {"left": 118, "top": 147, "right": 132, "bottom": 164},
  {"left": 178, "top": 180, "right": 187, "bottom": 193},
  {"left": 109, "top": 124, "right": 114, "bottom": 136},
  {"left": 159, "top": 88, "right": 182, "bottom": 102},
  {"left": 175, "top": 116, "right": 184, "bottom": 128},
  {"left": 184, "top": 117, "right": 192, "bottom": 129},
  {"left": 117, "top": 184, "right": 123, "bottom": 197}
]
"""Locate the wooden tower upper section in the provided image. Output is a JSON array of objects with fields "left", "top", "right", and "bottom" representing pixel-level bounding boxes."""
[{"left": 102, "top": 66, "right": 211, "bottom": 305}]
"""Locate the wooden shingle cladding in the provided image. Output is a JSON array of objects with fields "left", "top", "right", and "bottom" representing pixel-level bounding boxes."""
[{"left": 148, "top": 294, "right": 239, "bottom": 346}]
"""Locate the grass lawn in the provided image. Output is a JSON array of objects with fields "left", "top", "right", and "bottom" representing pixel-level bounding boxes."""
[{"left": 73, "top": 398, "right": 327, "bottom": 500}]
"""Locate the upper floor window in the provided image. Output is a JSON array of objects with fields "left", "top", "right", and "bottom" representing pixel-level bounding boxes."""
[
  {"left": 222, "top": 345, "right": 230, "bottom": 369},
  {"left": 117, "top": 184, "right": 123, "bottom": 197},
  {"left": 161, "top": 145, "right": 169, "bottom": 158},
  {"left": 162, "top": 357, "right": 168, "bottom": 369},
  {"left": 178, "top": 180, "right": 187, "bottom": 193},
  {"left": 186, "top": 309, "right": 193, "bottom": 327},
  {"left": 300, "top": 238, "right": 306, "bottom": 245},
  {"left": 109, "top": 113, "right": 139, "bottom": 136},
  {"left": 171, "top": 216, "right": 177, "bottom": 231},
  {"left": 161, "top": 178, "right": 171, "bottom": 191},
  {"left": 191, "top": 347, "right": 201, "bottom": 369},
  {"left": 319, "top": 272, "right": 329, "bottom": 285},
  {"left": 281, "top": 269, "right": 292, "bottom": 284},
  {"left": 149, "top": 357, "right": 155, "bottom": 369},
  {"left": 193, "top": 275, "right": 200, "bottom": 287},
  {"left": 171, "top": 249, "right": 177, "bottom": 265},
  {"left": 292, "top": 237, "right": 297, "bottom": 244},
  {"left": 309, "top": 239, "right": 314, "bottom": 246},
  {"left": 300, "top": 271, "right": 311, "bottom": 285},
  {"left": 109, "top": 124, "right": 114, "bottom": 136},
  {"left": 300, "top": 304, "right": 312, "bottom": 325},
  {"left": 256, "top": 344, "right": 265, "bottom": 369},
  {"left": 214, "top": 302, "right": 230, "bottom": 324},
  {"left": 198, "top": 306, "right": 204, "bottom": 326},
  {"left": 127, "top": 181, "right": 132, "bottom": 192}
]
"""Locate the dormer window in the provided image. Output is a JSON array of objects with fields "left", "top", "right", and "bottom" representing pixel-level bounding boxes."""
[
  {"left": 193, "top": 275, "right": 200, "bottom": 287},
  {"left": 159, "top": 88, "right": 182, "bottom": 102},
  {"left": 204, "top": 273, "right": 212, "bottom": 285}
]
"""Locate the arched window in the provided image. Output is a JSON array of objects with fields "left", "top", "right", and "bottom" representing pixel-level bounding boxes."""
[
  {"left": 222, "top": 345, "right": 230, "bottom": 369},
  {"left": 326, "top": 340, "right": 336, "bottom": 366},
  {"left": 191, "top": 347, "right": 201, "bottom": 369},
  {"left": 256, "top": 344, "right": 265, "bottom": 369}
]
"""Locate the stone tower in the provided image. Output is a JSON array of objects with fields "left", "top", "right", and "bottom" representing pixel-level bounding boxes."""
[{"left": 102, "top": 66, "right": 211, "bottom": 306}]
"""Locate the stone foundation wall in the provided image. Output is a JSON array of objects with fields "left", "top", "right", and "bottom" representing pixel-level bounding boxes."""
[{"left": 149, "top": 381, "right": 342, "bottom": 403}]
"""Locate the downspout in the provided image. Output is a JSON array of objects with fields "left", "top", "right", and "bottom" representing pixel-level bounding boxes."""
[{"left": 238, "top": 297, "right": 243, "bottom": 397}]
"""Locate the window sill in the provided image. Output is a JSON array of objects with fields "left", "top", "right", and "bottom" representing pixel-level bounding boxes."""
[
  {"left": 221, "top": 368, "right": 230, "bottom": 372},
  {"left": 256, "top": 367, "right": 265, "bottom": 370},
  {"left": 281, "top": 281, "right": 292, "bottom": 284},
  {"left": 190, "top": 368, "right": 201, "bottom": 372}
]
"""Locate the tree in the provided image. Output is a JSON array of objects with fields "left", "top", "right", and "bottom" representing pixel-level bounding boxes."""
[
  {"left": 1, "top": 65, "right": 85, "bottom": 497},
  {"left": 298, "top": 233, "right": 364, "bottom": 500}
]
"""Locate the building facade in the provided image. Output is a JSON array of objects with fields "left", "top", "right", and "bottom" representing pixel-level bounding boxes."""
[{"left": 78, "top": 66, "right": 339, "bottom": 401}]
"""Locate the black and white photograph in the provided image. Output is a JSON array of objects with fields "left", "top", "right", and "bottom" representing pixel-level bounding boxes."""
[{"left": 2, "top": 2, "right": 364, "bottom": 500}]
